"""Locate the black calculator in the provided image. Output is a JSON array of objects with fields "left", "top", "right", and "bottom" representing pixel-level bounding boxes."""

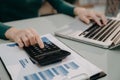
[{"left": 23, "top": 37, "right": 71, "bottom": 66}]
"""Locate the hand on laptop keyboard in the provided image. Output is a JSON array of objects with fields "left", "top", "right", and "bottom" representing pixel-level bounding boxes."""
[{"left": 74, "top": 7, "right": 107, "bottom": 26}]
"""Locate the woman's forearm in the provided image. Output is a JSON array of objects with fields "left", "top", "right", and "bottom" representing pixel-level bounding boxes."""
[{"left": 47, "top": 0, "right": 75, "bottom": 16}]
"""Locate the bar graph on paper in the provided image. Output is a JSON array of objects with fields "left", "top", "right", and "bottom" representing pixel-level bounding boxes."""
[
  {"left": 19, "top": 59, "right": 29, "bottom": 68},
  {"left": 23, "top": 61, "right": 80, "bottom": 80}
]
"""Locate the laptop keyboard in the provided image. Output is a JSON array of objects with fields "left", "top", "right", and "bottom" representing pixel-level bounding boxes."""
[
  {"left": 23, "top": 37, "right": 71, "bottom": 66},
  {"left": 79, "top": 19, "right": 120, "bottom": 45}
]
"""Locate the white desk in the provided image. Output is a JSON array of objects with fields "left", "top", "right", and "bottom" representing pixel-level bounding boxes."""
[{"left": 0, "top": 14, "right": 120, "bottom": 80}]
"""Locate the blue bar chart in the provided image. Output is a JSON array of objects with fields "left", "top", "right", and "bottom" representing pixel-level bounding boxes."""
[
  {"left": 24, "top": 61, "right": 80, "bottom": 80},
  {"left": 19, "top": 59, "right": 29, "bottom": 68}
]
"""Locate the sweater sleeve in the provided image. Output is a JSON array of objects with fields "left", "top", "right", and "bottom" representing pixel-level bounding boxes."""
[
  {"left": 47, "top": 0, "right": 75, "bottom": 17},
  {"left": 0, "top": 22, "right": 11, "bottom": 40}
]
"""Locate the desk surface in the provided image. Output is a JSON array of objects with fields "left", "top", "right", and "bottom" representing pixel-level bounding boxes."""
[{"left": 0, "top": 14, "right": 120, "bottom": 80}]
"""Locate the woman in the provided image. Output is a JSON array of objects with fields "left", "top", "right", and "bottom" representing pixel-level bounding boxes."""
[{"left": 0, "top": 0, "right": 107, "bottom": 48}]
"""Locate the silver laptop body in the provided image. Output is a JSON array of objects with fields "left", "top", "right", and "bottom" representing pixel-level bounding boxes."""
[{"left": 55, "top": 18, "right": 120, "bottom": 49}]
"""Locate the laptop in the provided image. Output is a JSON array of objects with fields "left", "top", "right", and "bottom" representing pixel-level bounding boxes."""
[{"left": 55, "top": 18, "right": 120, "bottom": 49}]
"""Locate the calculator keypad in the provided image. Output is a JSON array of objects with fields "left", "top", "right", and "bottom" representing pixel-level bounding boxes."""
[{"left": 23, "top": 37, "right": 71, "bottom": 66}]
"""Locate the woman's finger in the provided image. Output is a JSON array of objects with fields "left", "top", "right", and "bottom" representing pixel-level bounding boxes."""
[
  {"left": 27, "top": 33, "right": 36, "bottom": 45},
  {"left": 25, "top": 30, "right": 36, "bottom": 45},
  {"left": 96, "top": 13, "right": 107, "bottom": 25},
  {"left": 91, "top": 15, "right": 102, "bottom": 26},
  {"left": 80, "top": 16, "right": 90, "bottom": 24},
  {"left": 36, "top": 35, "right": 44, "bottom": 48},
  {"left": 21, "top": 35, "right": 30, "bottom": 47},
  {"left": 15, "top": 37, "right": 24, "bottom": 48},
  {"left": 29, "top": 28, "right": 44, "bottom": 48}
]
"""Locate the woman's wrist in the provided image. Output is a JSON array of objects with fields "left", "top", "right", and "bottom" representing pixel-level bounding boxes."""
[
  {"left": 74, "top": 7, "right": 87, "bottom": 16},
  {"left": 5, "top": 27, "right": 18, "bottom": 40},
  {"left": 74, "top": 7, "right": 79, "bottom": 16}
]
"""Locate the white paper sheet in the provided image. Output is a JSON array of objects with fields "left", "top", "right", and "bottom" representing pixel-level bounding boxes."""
[{"left": 0, "top": 34, "right": 104, "bottom": 80}]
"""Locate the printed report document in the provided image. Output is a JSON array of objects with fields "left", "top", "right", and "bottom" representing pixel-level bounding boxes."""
[{"left": 0, "top": 34, "right": 106, "bottom": 80}]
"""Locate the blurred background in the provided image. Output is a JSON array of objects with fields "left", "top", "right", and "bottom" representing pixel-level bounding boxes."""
[
  {"left": 39, "top": 0, "right": 120, "bottom": 18},
  {"left": 39, "top": 0, "right": 106, "bottom": 16}
]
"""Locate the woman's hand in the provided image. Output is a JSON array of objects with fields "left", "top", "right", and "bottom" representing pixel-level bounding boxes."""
[
  {"left": 74, "top": 7, "right": 107, "bottom": 26},
  {"left": 5, "top": 28, "right": 44, "bottom": 48}
]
